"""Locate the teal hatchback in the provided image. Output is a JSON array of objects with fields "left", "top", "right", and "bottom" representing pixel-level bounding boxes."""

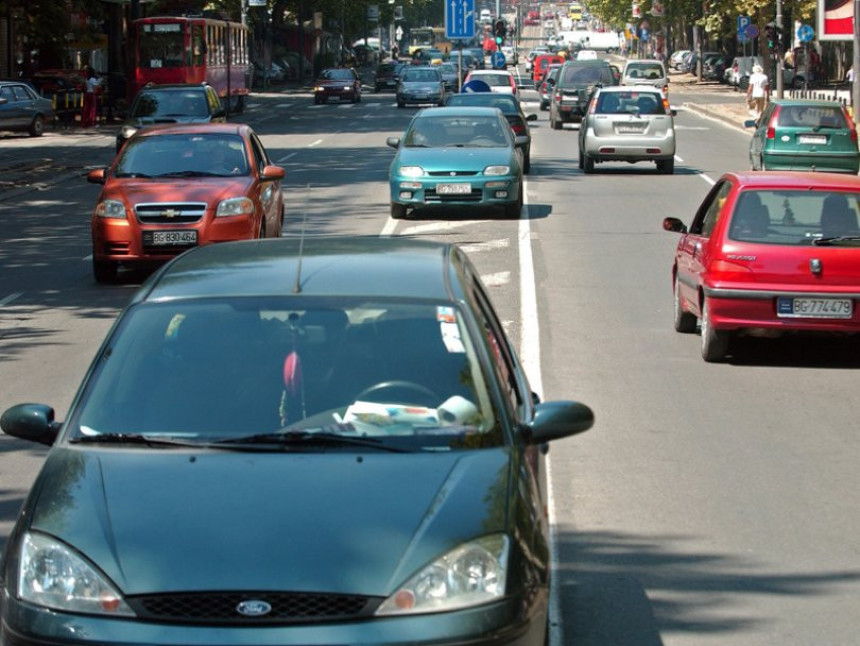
[
  {"left": 747, "top": 99, "right": 860, "bottom": 174},
  {"left": 1, "top": 237, "right": 594, "bottom": 646},
  {"left": 387, "top": 106, "right": 525, "bottom": 219}
]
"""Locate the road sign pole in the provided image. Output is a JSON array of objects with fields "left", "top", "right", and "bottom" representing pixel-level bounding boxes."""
[{"left": 776, "top": 0, "right": 784, "bottom": 98}]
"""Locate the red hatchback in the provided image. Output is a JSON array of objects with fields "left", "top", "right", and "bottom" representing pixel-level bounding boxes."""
[
  {"left": 664, "top": 172, "right": 860, "bottom": 362},
  {"left": 88, "top": 123, "right": 285, "bottom": 283}
]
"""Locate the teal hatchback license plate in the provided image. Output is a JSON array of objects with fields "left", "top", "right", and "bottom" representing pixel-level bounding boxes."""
[
  {"left": 436, "top": 183, "right": 472, "bottom": 195},
  {"left": 777, "top": 297, "right": 852, "bottom": 318}
]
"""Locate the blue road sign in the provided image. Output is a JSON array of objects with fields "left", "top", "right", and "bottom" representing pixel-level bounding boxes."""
[
  {"left": 798, "top": 24, "right": 814, "bottom": 42},
  {"left": 745, "top": 24, "right": 759, "bottom": 39},
  {"left": 491, "top": 51, "right": 506, "bottom": 69},
  {"left": 446, "top": 0, "right": 476, "bottom": 40},
  {"left": 462, "top": 79, "right": 491, "bottom": 92}
]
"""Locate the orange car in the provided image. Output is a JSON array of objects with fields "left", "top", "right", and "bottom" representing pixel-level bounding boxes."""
[
  {"left": 532, "top": 53, "right": 564, "bottom": 88},
  {"left": 88, "top": 123, "right": 285, "bottom": 283}
]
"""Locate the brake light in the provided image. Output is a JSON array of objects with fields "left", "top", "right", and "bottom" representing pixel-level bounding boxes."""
[
  {"left": 588, "top": 98, "right": 598, "bottom": 115},
  {"left": 511, "top": 122, "right": 526, "bottom": 135},
  {"left": 663, "top": 98, "right": 671, "bottom": 114},
  {"left": 554, "top": 90, "right": 562, "bottom": 101},
  {"left": 662, "top": 84, "right": 669, "bottom": 96},
  {"left": 766, "top": 106, "right": 780, "bottom": 139},
  {"left": 842, "top": 105, "right": 857, "bottom": 142}
]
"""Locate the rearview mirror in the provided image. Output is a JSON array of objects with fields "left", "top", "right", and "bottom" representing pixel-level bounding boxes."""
[
  {"left": 526, "top": 113, "right": 538, "bottom": 121},
  {"left": 743, "top": 119, "right": 757, "bottom": 128},
  {"left": 386, "top": 136, "right": 401, "bottom": 148}
]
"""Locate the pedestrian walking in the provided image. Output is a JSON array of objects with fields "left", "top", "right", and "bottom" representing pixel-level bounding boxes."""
[
  {"left": 81, "top": 67, "right": 99, "bottom": 128},
  {"left": 746, "top": 63, "right": 769, "bottom": 121}
]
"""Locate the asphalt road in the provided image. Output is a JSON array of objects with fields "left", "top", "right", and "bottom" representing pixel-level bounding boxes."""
[{"left": 1, "top": 62, "right": 860, "bottom": 646}]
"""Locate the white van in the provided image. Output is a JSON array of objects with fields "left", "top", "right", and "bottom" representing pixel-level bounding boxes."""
[{"left": 480, "top": 9, "right": 492, "bottom": 23}]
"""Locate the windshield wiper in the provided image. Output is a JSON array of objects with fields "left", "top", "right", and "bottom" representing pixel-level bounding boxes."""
[
  {"left": 115, "top": 172, "right": 151, "bottom": 178},
  {"left": 813, "top": 235, "right": 860, "bottom": 245},
  {"left": 212, "top": 429, "right": 411, "bottom": 452},
  {"left": 70, "top": 433, "right": 202, "bottom": 447},
  {"left": 153, "top": 170, "right": 221, "bottom": 178}
]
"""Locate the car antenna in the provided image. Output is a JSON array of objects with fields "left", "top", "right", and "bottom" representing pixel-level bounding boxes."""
[{"left": 293, "top": 184, "right": 309, "bottom": 294}]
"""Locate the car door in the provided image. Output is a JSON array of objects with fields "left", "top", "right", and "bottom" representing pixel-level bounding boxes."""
[
  {"left": 249, "top": 132, "right": 282, "bottom": 233},
  {"left": 0, "top": 84, "right": 27, "bottom": 130},
  {"left": 676, "top": 180, "right": 733, "bottom": 316},
  {"left": 750, "top": 102, "right": 776, "bottom": 167}
]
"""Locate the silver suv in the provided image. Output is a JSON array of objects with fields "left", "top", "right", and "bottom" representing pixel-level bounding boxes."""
[
  {"left": 620, "top": 60, "right": 669, "bottom": 98},
  {"left": 577, "top": 85, "right": 676, "bottom": 174}
]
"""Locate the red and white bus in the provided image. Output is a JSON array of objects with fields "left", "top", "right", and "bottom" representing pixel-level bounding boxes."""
[{"left": 130, "top": 16, "right": 251, "bottom": 113}]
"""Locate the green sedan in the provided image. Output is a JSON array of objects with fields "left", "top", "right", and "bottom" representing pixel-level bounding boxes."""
[
  {"left": 747, "top": 99, "right": 860, "bottom": 174},
  {"left": 387, "top": 106, "right": 525, "bottom": 219}
]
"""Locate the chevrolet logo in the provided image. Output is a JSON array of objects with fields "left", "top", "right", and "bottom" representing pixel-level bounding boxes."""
[{"left": 162, "top": 209, "right": 179, "bottom": 218}]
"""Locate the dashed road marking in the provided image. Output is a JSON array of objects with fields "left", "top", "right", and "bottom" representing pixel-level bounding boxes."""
[{"left": 0, "top": 292, "right": 23, "bottom": 307}]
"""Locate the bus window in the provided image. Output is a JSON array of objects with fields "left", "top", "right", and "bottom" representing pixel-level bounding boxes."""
[
  {"left": 192, "top": 24, "right": 205, "bottom": 67},
  {"left": 139, "top": 22, "right": 184, "bottom": 69}
]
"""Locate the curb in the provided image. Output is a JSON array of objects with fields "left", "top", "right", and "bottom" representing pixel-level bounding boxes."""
[{"left": 682, "top": 101, "right": 750, "bottom": 134}]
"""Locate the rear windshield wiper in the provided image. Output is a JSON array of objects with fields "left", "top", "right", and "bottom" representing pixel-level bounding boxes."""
[
  {"left": 813, "top": 235, "right": 860, "bottom": 245},
  {"left": 70, "top": 433, "right": 202, "bottom": 447},
  {"left": 212, "top": 429, "right": 411, "bottom": 452}
]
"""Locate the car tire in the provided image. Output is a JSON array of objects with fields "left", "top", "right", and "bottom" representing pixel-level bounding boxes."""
[
  {"left": 700, "top": 299, "right": 729, "bottom": 362},
  {"left": 578, "top": 148, "right": 584, "bottom": 169},
  {"left": 583, "top": 155, "right": 595, "bottom": 174},
  {"left": 673, "top": 276, "right": 697, "bottom": 333},
  {"left": 391, "top": 202, "right": 407, "bottom": 219},
  {"left": 550, "top": 115, "right": 561, "bottom": 130},
  {"left": 397, "top": 101, "right": 405, "bottom": 108},
  {"left": 29, "top": 115, "right": 45, "bottom": 137},
  {"left": 523, "top": 150, "right": 531, "bottom": 174},
  {"left": 93, "top": 259, "right": 118, "bottom": 284},
  {"left": 505, "top": 184, "right": 523, "bottom": 218},
  {"left": 314, "top": 97, "right": 321, "bottom": 105},
  {"left": 375, "top": 85, "right": 382, "bottom": 93},
  {"left": 657, "top": 158, "right": 674, "bottom": 174}
]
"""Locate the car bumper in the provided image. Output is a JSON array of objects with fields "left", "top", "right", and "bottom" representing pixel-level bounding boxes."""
[
  {"left": 390, "top": 174, "right": 520, "bottom": 209},
  {"left": 760, "top": 150, "right": 860, "bottom": 174},
  {"left": 1, "top": 595, "right": 546, "bottom": 646},
  {"left": 315, "top": 89, "right": 357, "bottom": 100},
  {"left": 554, "top": 102, "right": 584, "bottom": 120},
  {"left": 702, "top": 285, "right": 860, "bottom": 334},
  {"left": 397, "top": 92, "right": 444, "bottom": 105},
  {"left": 583, "top": 132, "right": 676, "bottom": 161},
  {"left": 91, "top": 216, "right": 257, "bottom": 265}
]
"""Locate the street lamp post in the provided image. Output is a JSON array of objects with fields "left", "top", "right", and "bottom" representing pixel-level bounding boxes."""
[{"left": 775, "top": 0, "right": 784, "bottom": 98}]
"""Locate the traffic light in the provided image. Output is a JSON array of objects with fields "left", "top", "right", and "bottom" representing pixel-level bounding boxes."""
[
  {"left": 494, "top": 19, "right": 506, "bottom": 45},
  {"left": 765, "top": 23, "right": 775, "bottom": 48}
]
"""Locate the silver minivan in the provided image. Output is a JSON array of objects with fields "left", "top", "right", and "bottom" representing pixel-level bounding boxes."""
[{"left": 620, "top": 59, "right": 669, "bottom": 98}]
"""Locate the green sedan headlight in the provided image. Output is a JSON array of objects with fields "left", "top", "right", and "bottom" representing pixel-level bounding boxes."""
[
  {"left": 484, "top": 166, "right": 511, "bottom": 175},
  {"left": 18, "top": 532, "right": 134, "bottom": 616},
  {"left": 398, "top": 166, "right": 425, "bottom": 178},
  {"left": 94, "top": 199, "right": 127, "bottom": 219},
  {"left": 216, "top": 197, "right": 254, "bottom": 217},
  {"left": 376, "top": 534, "right": 509, "bottom": 615}
]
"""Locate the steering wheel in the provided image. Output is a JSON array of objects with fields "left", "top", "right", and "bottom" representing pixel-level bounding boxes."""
[{"left": 355, "top": 380, "right": 439, "bottom": 404}]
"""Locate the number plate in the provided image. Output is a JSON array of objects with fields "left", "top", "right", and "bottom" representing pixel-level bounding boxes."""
[
  {"left": 777, "top": 297, "right": 852, "bottom": 318},
  {"left": 436, "top": 183, "right": 472, "bottom": 195},
  {"left": 798, "top": 135, "right": 827, "bottom": 145},
  {"left": 144, "top": 230, "right": 198, "bottom": 246},
  {"left": 616, "top": 124, "right": 645, "bottom": 134}
]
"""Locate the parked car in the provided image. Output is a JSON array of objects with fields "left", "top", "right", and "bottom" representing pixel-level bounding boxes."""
[
  {"left": 0, "top": 80, "right": 54, "bottom": 137},
  {"left": 681, "top": 51, "right": 721, "bottom": 74},
  {"left": 386, "top": 106, "right": 525, "bottom": 218},
  {"left": 538, "top": 63, "right": 563, "bottom": 110},
  {"left": 726, "top": 55, "right": 762, "bottom": 90},
  {"left": 549, "top": 59, "right": 617, "bottom": 129},
  {"left": 116, "top": 83, "right": 226, "bottom": 152},
  {"left": 0, "top": 234, "right": 594, "bottom": 646},
  {"left": 313, "top": 67, "right": 362, "bottom": 104},
  {"left": 669, "top": 49, "right": 691, "bottom": 70},
  {"left": 252, "top": 60, "right": 286, "bottom": 85},
  {"left": 87, "top": 123, "right": 285, "bottom": 283},
  {"left": 703, "top": 55, "right": 729, "bottom": 82},
  {"left": 445, "top": 92, "right": 538, "bottom": 172},
  {"left": 747, "top": 99, "right": 860, "bottom": 174},
  {"left": 663, "top": 172, "right": 860, "bottom": 361},
  {"left": 578, "top": 85, "right": 676, "bottom": 174},
  {"left": 463, "top": 69, "right": 518, "bottom": 95},
  {"left": 620, "top": 59, "right": 669, "bottom": 97},
  {"left": 373, "top": 62, "right": 406, "bottom": 92},
  {"left": 396, "top": 65, "right": 445, "bottom": 108}
]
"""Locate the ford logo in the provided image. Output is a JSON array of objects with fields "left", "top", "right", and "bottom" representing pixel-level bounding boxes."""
[{"left": 236, "top": 600, "right": 272, "bottom": 617}]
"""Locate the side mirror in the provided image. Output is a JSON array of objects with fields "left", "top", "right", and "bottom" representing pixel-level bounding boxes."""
[
  {"left": 87, "top": 168, "right": 107, "bottom": 184},
  {"left": 514, "top": 135, "right": 530, "bottom": 147},
  {"left": 526, "top": 113, "right": 538, "bottom": 121},
  {"left": 743, "top": 119, "right": 757, "bottom": 128},
  {"left": 1, "top": 403, "right": 60, "bottom": 446},
  {"left": 663, "top": 216, "right": 688, "bottom": 233},
  {"left": 525, "top": 400, "right": 594, "bottom": 444},
  {"left": 386, "top": 136, "right": 401, "bottom": 148},
  {"left": 261, "top": 165, "right": 286, "bottom": 180}
]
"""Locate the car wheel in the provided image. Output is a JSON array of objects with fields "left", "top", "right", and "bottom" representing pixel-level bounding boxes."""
[
  {"left": 93, "top": 259, "right": 117, "bottom": 284},
  {"left": 397, "top": 101, "right": 405, "bottom": 108},
  {"left": 523, "top": 150, "right": 531, "bottom": 174},
  {"left": 551, "top": 115, "right": 561, "bottom": 130},
  {"left": 700, "top": 299, "right": 729, "bottom": 362},
  {"left": 673, "top": 275, "right": 697, "bottom": 333},
  {"left": 657, "top": 158, "right": 674, "bottom": 174},
  {"left": 505, "top": 183, "right": 523, "bottom": 218},
  {"left": 313, "top": 96, "right": 321, "bottom": 105},
  {"left": 28, "top": 115, "right": 45, "bottom": 137},
  {"left": 578, "top": 147, "right": 584, "bottom": 169},
  {"left": 583, "top": 155, "right": 595, "bottom": 174},
  {"left": 375, "top": 85, "right": 381, "bottom": 92},
  {"left": 391, "top": 202, "right": 407, "bottom": 219}
]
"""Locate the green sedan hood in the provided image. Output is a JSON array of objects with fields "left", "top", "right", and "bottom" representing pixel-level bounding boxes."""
[
  {"left": 28, "top": 447, "right": 512, "bottom": 596},
  {"left": 394, "top": 146, "right": 516, "bottom": 172}
]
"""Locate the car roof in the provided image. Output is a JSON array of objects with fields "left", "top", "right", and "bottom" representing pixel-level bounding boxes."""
[
  {"left": 469, "top": 69, "right": 514, "bottom": 76},
  {"left": 134, "top": 123, "right": 250, "bottom": 138},
  {"left": 446, "top": 93, "right": 518, "bottom": 110},
  {"left": 723, "top": 171, "right": 860, "bottom": 190},
  {"left": 598, "top": 85, "right": 663, "bottom": 94},
  {"left": 138, "top": 83, "right": 211, "bottom": 92},
  {"left": 769, "top": 98, "right": 846, "bottom": 108},
  {"left": 136, "top": 237, "right": 464, "bottom": 303},
  {"left": 418, "top": 106, "right": 505, "bottom": 117}
]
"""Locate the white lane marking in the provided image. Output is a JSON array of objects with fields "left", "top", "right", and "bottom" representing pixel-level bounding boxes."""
[
  {"left": 0, "top": 292, "right": 23, "bottom": 306},
  {"left": 460, "top": 238, "right": 510, "bottom": 253},
  {"left": 380, "top": 217, "right": 398, "bottom": 237},
  {"left": 501, "top": 319, "right": 513, "bottom": 336},
  {"left": 277, "top": 152, "right": 297, "bottom": 163},
  {"left": 399, "top": 220, "right": 474, "bottom": 235},
  {"left": 675, "top": 125, "right": 710, "bottom": 130},
  {"left": 308, "top": 139, "right": 323, "bottom": 147},
  {"left": 674, "top": 154, "right": 684, "bottom": 162},
  {"left": 480, "top": 271, "right": 510, "bottom": 286},
  {"left": 699, "top": 172, "right": 717, "bottom": 186},
  {"left": 275, "top": 103, "right": 293, "bottom": 109}
]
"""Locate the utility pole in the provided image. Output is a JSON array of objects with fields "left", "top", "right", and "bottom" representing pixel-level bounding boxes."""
[{"left": 775, "top": 0, "right": 784, "bottom": 98}]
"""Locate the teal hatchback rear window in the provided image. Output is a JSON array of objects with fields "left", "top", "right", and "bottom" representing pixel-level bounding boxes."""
[{"left": 776, "top": 105, "right": 848, "bottom": 129}]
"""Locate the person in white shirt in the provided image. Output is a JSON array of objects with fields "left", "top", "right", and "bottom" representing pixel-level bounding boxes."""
[{"left": 746, "top": 64, "right": 769, "bottom": 120}]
